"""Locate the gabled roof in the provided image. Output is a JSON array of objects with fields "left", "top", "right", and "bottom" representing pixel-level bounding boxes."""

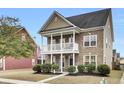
[
  {"left": 66, "top": 8, "right": 111, "bottom": 28},
  {"left": 16, "top": 27, "right": 37, "bottom": 46},
  {"left": 39, "top": 11, "right": 75, "bottom": 33},
  {"left": 39, "top": 8, "right": 111, "bottom": 33}
]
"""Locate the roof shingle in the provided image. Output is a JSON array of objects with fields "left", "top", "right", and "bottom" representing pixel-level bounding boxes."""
[{"left": 66, "top": 8, "right": 111, "bottom": 28}]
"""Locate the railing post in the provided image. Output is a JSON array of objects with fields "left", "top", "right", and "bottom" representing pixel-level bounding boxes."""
[
  {"left": 61, "top": 33, "right": 63, "bottom": 51},
  {"left": 73, "top": 31, "right": 75, "bottom": 51}
]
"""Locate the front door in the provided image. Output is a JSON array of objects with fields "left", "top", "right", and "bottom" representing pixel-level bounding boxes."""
[
  {"left": 62, "top": 56, "right": 65, "bottom": 68},
  {"left": 59, "top": 56, "right": 65, "bottom": 70},
  {"left": 68, "top": 55, "right": 73, "bottom": 66}
]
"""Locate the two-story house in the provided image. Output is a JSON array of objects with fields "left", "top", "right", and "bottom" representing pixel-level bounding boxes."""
[{"left": 39, "top": 8, "right": 114, "bottom": 72}]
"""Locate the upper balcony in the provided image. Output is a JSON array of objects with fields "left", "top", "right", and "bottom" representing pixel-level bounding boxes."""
[
  {"left": 40, "top": 27, "right": 80, "bottom": 54},
  {"left": 41, "top": 43, "right": 79, "bottom": 54}
]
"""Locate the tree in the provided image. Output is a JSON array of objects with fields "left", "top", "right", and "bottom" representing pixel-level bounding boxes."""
[{"left": 0, "top": 16, "right": 35, "bottom": 59}]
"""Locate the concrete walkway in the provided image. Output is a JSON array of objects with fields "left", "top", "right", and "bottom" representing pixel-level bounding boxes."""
[
  {"left": 120, "top": 72, "right": 124, "bottom": 84},
  {"left": 38, "top": 72, "right": 68, "bottom": 83}
]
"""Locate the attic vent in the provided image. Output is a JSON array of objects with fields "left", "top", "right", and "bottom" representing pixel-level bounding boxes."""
[{"left": 54, "top": 17, "right": 58, "bottom": 22}]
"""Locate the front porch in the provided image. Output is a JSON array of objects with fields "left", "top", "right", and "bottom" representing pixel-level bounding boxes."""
[{"left": 46, "top": 53, "right": 77, "bottom": 72}]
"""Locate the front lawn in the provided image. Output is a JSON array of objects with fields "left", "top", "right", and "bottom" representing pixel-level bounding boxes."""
[
  {"left": 0, "top": 69, "right": 58, "bottom": 82},
  {"left": 47, "top": 70, "right": 123, "bottom": 84}
]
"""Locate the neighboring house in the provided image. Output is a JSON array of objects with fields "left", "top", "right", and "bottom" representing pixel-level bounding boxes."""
[
  {"left": 120, "top": 58, "right": 124, "bottom": 70},
  {"left": 39, "top": 9, "right": 114, "bottom": 72},
  {"left": 112, "top": 49, "right": 120, "bottom": 69},
  {"left": 0, "top": 27, "right": 37, "bottom": 70}
]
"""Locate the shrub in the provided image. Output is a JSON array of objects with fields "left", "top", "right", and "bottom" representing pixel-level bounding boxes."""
[
  {"left": 97, "top": 64, "right": 110, "bottom": 75},
  {"left": 52, "top": 64, "right": 59, "bottom": 71},
  {"left": 42, "top": 64, "right": 52, "bottom": 73},
  {"left": 114, "top": 65, "right": 121, "bottom": 70},
  {"left": 67, "top": 66, "right": 76, "bottom": 74},
  {"left": 86, "top": 64, "right": 96, "bottom": 73},
  {"left": 32, "top": 64, "right": 42, "bottom": 73},
  {"left": 77, "top": 65, "right": 85, "bottom": 73}
]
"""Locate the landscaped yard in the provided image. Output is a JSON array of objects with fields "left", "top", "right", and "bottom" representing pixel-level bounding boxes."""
[
  {"left": 47, "top": 70, "right": 123, "bottom": 84},
  {"left": 0, "top": 69, "right": 58, "bottom": 82}
]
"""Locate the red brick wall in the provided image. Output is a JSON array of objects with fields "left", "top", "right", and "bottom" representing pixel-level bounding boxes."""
[{"left": 5, "top": 57, "right": 36, "bottom": 70}]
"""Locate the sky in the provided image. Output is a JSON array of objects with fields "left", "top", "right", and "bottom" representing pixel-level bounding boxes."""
[{"left": 0, "top": 8, "right": 124, "bottom": 57}]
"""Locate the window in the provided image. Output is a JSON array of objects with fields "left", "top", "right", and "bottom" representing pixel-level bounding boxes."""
[
  {"left": 83, "top": 35, "right": 97, "bottom": 47},
  {"left": 83, "top": 55, "right": 97, "bottom": 66},
  {"left": 84, "top": 36, "right": 89, "bottom": 46},
  {"left": 21, "top": 34, "right": 26, "bottom": 41},
  {"left": 91, "top": 56, "right": 96, "bottom": 65},
  {"left": 91, "top": 35, "right": 96, "bottom": 46},
  {"left": 84, "top": 56, "right": 90, "bottom": 65}
]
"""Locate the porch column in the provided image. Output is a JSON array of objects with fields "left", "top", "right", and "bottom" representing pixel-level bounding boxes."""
[
  {"left": 50, "top": 34, "right": 53, "bottom": 51},
  {"left": 73, "top": 53, "right": 75, "bottom": 66},
  {"left": 73, "top": 31, "right": 75, "bottom": 51},
  {"left": 60, "top": 32, "right": 63, "bottom": 51},
  {"left": 51, "top": 54, "right": 53, "bottom": 64},
  {"left": 60, "top": 53, "right": 63, "bottom": 72},
  {"left": 73, "top": 31, "right": 75, "bottom": 66},
  {"left": 3, "top": 57, "right": 5, "bottom": 71},
  {"left": 41, "top": 36, "right": 44, "bottom": 64},
  {"left": 41, "top": 54, "right": 43, "bottom": 64},
  {"left": 50, "top": 34, "right": 53, "bottom": 64}
]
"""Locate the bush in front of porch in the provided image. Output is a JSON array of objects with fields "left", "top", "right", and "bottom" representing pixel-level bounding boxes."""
[
  {"left": 67, "top": 66, "right": 76, "bottom": 74},
  {"left": 32, "top": 63, "right": 59, "bottom": 74}
]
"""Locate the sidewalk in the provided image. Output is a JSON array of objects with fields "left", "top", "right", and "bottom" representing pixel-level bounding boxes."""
[{"left": 38, "top": 72, "right": 68, "bottom": 83}]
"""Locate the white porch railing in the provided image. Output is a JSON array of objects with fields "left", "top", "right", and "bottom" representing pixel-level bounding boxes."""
[{"left": 41, "top": 43, "right": 79, "bottom": 53}]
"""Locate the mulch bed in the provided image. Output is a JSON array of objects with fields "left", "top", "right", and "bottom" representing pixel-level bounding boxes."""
[
  {"left": 33, "top": 72, "right": 62, "bottom": 75},
  {"left": 66, "top": 72, "right": 109, "bottom": 77}
]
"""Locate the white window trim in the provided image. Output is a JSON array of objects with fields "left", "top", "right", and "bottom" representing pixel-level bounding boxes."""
[
  {"left": 83, "top": 55, "right": 97, "bottom": 68},
  {"left": 83, "top": 35, "right": 97, "bottom": 48}
]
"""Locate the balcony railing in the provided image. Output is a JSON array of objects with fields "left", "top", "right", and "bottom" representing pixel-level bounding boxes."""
[{"left": 41, "top": 43, "right": 79, "bottom": 54}]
